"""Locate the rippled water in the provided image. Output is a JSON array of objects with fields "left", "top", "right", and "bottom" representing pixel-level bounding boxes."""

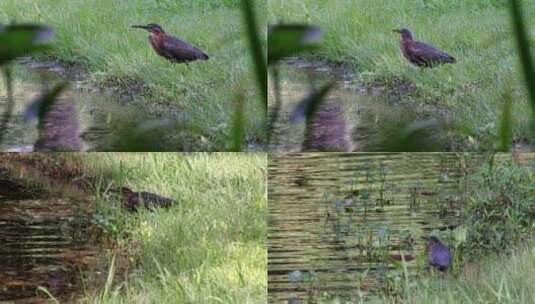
[
  {"left": 268, "top": 60, "right": 450, "bottom": 152},
  {"left": 0, "top": 166, "right": 98, "bottom": 301},
  {"left": 268, "top": 153, "right": 504, "bottom": 303}
]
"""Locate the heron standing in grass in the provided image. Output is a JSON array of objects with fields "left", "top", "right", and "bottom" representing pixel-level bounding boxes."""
[
  {"left": 393, "top": 28, "right": 455, "bottom": 67},
  {"left": 131, "top": 23, "right": 209, "bottom": 63},
  {"left": 109, "top": 186, "right": 177, "bottom": 212}
]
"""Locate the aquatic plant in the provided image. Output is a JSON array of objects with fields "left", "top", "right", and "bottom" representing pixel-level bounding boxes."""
[{"left": 408, "top": 181, "right": 423, "bottom": 213}]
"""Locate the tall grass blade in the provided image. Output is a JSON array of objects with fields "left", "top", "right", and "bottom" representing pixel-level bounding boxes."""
[
  {"left": 289, "top": 82, "right": 334, "bottom": 124},
  {"left": 241, "top": 0, "right": 267, "bottom": 110},
  {"left": 101, "top": 253, "right": 116, "bottom": 302},
  {"left": 498, "top": 88, "right": 513, "bottom": 151},
  {"left": 509, "top": 0, "right": 535, "bottom": 136},
  {"left": 267, "top": 67, "right": 281, "bottom": 145},
  {"left": 23, "top": 83, "right": 68, "bottom": 123},
  {"left": 0, "top": 67, "right": 13, "bottom": 144},
  {"left": 300, "top": 83, "right": 335, "bottom": 150},
  {"left": 37, "top": 286, "right": 60, "bottom": 304},
  {"left": 230, "top": 93, "right": 245, "bottom": 151}
]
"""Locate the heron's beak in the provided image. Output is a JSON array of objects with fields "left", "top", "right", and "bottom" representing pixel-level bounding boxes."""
[
  {"left": 131, "top": 24, "right": 150, "bottom": 30},
  {"left": 421, "top": 236, "right": 430, "bottom": 241},
  {"left": 392, "top": 29, "right": 401, "bottom": 33}
]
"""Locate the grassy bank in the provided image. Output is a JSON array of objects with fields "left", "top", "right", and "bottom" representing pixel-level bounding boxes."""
[
  {"left": 0, "top": 0, "right": 266, "bottom": 150},
  {"left": 371, "top": 239, "right": 535, "bottom": 304},
  {"left": 268, "top": 0, "right": 535, "bottom": 150},
  {"left": 377, "top": 155, "right": 535, "bottom": 303},
  {"left": 15, "top": 153, "right": 267, "bottom": 303}
]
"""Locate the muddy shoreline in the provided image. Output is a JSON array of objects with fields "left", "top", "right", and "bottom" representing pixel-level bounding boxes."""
[
  {"left": 6, "top": 57, "right": 264, "bottom": 152},
  {"left": 0, "top": 155, "right": 130, "bottom": 302},
  {"left": 281, "top": 57, "right": 415, "bottom": 100},
  {"left": 21, "top": 57, "right": 184, "bottom": 117}
]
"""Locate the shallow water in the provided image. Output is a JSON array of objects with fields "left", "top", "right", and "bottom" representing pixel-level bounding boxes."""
[
  {"left": 0, "top": 62, "right": 169, "bottom": 152},
  {"left": 0, "top": 166, "right": 98, "bottom": 301},
  {"left": 268, "top": 153, "right": 489, "bottom": 303},
  {"left": 268, "top": 59, "right": 451, "bottom": 152}
]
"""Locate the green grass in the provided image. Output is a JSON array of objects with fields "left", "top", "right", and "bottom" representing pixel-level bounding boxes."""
[
  {"left": 370, "top": 239, "right": 535, "bottom": 304},
  {"left": 375, "top": 156, "right": 535, "bottom": 303},
  {"left": 268, "top": 0, "right": 535, "bottom": 150},
  {"left": 0, "top": 0, "right": 266, "bottom": 150},
  {"left": 71, "top": 153, "right": 266, "bottom": 303}
]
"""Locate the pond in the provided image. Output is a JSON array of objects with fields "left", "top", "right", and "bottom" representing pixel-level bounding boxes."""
[
  {"left": 268, "top": 153, "right": 505, "bottom": 303},
  {"left": 268, "top": 59, "right": 453, "bottom": 152},
  {"left": 0, "top": 61, "right": 183, "bottom": 152},
  {"left": 0, "top": 164, "right": 101, "bottom": 302}
]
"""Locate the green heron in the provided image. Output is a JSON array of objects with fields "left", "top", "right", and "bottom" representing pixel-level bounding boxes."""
[
  {"left": 422, "top": 236, "right": 451, "bottom": 272},
  {"left": 393, "top": 28, "right": 455, "bottom": 67},
  {"left": 131, "top": 23, "right": 209, "bottom": 63},
  {"left": 110, "top": 187, "right": 177, "bottom": 212}
]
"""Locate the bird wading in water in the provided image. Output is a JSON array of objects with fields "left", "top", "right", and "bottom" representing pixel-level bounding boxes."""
[
  {"left": 109, "top": 187, "right": 177, "bottom": 212},
  {"left": 393, "top": 28, "right": 455, "bottom": 67},
  {"left": 422, "top": 235, "right": 452, "bottom": 272},
  {"left": 131, "top": 23, "right": 209, "bottom": 63}
]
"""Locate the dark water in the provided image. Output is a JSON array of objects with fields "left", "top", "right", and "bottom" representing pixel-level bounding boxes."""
[
  {"left": 0, "top": 167, "right": 98, "bottom": 301},
  {"left": 268, "top": 153, "right": 491, "bottom": 303},
  {"left": 0, "top": 63, "right": 168, "bottom": 152},
  {"left": 268, "top": 59, "right": 451, "bottom": 152}
]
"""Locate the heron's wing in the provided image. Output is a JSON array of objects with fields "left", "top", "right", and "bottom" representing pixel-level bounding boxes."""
[
  {"left": 411, "top": 41, "right": 455, "bottom": 64},
  {"left": 431, "top": 247, "right": 451, "bottom": 268},
  {"left": 140, "top": 192, "right": 177, "bottom": 209},
  {"left": 162, "top": 36, "right": 209, "bottom": 61}
]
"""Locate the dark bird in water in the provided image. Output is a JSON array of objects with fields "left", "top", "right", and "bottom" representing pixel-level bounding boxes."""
[
  {"left": 110, "top": 187, "right": 177, "bottom": 212},
  {"left": 393, "top": 28, "right": 455, "bottom": 67},
  {"left": 131, "top": 23, "right": 209, "bottom": 63},
  {"left": 422, "top": 236, "right": 452, "bottom": 272}
]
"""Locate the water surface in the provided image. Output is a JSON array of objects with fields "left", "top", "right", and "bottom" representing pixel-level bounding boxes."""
[
  {"left": 268, "top": 153, "right": 484, "bottom": 303},
  {"left": 0, "top": 165, "right": 99, "bottom": 301}
]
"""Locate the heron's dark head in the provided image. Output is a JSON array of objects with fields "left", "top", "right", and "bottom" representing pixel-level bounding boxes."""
[
  {"left": 132, "top": 23, "right": 165, "bottom": 34},
  {"left": 422, "top": 235, "right": 442, "bottom": 245},
  {"left": 393, "top": 28, "right": 413, "bottom": 40}
]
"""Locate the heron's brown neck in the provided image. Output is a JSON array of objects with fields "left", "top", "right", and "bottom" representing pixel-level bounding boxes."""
[
  {"left": 150, "top": 30, "right": 165, "bottom": 36},
  {"left": 401, "top": 36, "right": 414, "bottom": 43}
]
